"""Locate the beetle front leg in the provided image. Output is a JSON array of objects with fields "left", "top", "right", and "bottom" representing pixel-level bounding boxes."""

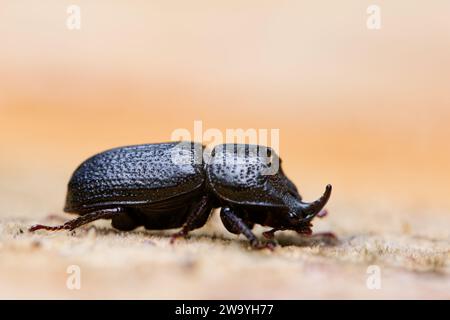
[{"left": 220, "top": 207, "right": 276, "bottom": 250}]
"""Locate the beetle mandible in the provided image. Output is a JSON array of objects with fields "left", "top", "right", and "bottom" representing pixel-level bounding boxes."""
[{"left": 29, "top": 142, "right": 332, "bottom": 249}]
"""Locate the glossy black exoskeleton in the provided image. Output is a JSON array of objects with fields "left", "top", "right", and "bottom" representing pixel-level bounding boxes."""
[{"left": 30, "top": 142, "right": 332, "bottom": 249}]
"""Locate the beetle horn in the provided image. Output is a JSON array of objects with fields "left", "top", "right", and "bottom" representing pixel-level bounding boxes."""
[{"left": 298, "top": 184, "right": 332, "bottom": 222}]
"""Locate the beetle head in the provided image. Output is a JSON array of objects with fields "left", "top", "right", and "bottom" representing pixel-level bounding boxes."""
[{"left": 284, "top": 184, "right": 332, "bottom": 229}]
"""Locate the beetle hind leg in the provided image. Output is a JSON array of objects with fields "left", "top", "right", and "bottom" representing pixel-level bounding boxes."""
[{"left": 29, "top": 207, "right": 125, "bottom": 232}]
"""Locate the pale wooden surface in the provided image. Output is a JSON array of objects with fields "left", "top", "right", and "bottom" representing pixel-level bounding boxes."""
[{"left": 0, "top": 173, "right": 449, "bottom": 299}]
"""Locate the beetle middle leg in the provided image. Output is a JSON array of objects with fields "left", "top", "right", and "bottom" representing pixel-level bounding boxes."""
[
  {"left": 170, "top": 195, "right": 213, "bottom": 243},
  {"left": 29, "top": 207, "right": 126, "bottom": 232},
  {"left": 220, "top": 207, "right": 275, "bottom": 250}
]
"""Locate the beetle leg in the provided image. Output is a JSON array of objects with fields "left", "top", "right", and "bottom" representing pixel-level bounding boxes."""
[
  {"left": 29, "top": 208, "right": 125, "bottom": 232},
  {"left": 262, "top": 228, "right": 279, "bottom": 239},
  {"left": 220, "top": 207, "right": 276, "bottom": 250},
  {"left": 220, "top": 208, "right": 254, "bottom": 235},
  {"left": 170, "top": 195, "right": 212, "bottom": 244}
]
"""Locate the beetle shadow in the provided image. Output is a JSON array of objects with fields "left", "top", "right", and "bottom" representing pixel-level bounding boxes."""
[
  {"left": 180, "top": 232, "right": 340, "bottom": 249},
  {"left": 274, "top": 232, "right": 340, "bottom": 247},
  {"left": 82, "top": 226, "right": 228, "bottom": 246},
  {"left": 82, "top": 225, "right": 162, "bottom": 237},
  {"left": 75, "top": 226, "right": 339, "bottom": 248}
]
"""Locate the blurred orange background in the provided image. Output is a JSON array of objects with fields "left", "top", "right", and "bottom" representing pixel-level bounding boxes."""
[{"left": 1, "top": 0, "right": 449, "bottom": 230}]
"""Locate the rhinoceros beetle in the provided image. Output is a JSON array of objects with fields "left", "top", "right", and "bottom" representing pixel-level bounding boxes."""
[{"left": 29, "top": 142, "right": 332, "bottom": 249}]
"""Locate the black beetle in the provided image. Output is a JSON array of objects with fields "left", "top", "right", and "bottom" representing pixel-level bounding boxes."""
[{"left": 30, "top": 142, "right": 332, "bottom": 249}]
